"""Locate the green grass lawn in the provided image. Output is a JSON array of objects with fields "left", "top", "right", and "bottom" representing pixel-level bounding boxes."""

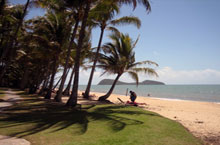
[
  {"left": 0, "top": 90, "right": 203, "bottom": 145},
  {"left": 0, "top": 88, "right": 5, "bottom": 99}
]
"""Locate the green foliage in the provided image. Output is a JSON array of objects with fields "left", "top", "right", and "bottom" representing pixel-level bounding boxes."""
[
  {"left": 0, "top": 93, "right": 202, "bottom": 145},
  {"left": 98, "top": 32, "right": 158, "bottom": 85}
]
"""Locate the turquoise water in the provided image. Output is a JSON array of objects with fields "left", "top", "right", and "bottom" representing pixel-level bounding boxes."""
[{"left": 78, "top": 85, "right": 220, "bottom": 103}]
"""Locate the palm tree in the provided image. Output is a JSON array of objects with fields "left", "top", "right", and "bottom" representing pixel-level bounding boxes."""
[
  {"left": 66, "top": 0, "right": 93, "bottom": 106},
  {"left": 27, "top": 10, "right": 72, "bottom": 98},
  {"left": 0, "top": 0, "right": 31, "bottom": 85},
  {"left": 63, "top": 29, "right": 92, "bottom": 96},
  {"left": 116, "top": 0, "right": 151, "bottom": 12},
  {"left": 54, "top": 0, "right": 86, "bottom": 102},
  {"left": 67, "top": 0, "right": 151, "bottom": 106},
  {"left": 98, "top": 32, "right": 158, "bottom": 101},
  {"left": 84, "top": 1, "right": 141, "bottom": 99}
]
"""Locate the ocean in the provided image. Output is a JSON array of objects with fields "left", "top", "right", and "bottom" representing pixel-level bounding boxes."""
[{"left": 78, "top": 85, "right": 220, "bottom": 103}]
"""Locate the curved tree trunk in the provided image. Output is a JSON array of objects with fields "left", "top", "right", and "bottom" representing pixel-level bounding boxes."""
[
  {"left": 84, "top": 27, "right": 105, "bottom": 99},
  {"left": 66, "top": 0, "right": 91, "bottom": 107},
  {"left": 52, "top": 68, "right": 70, "bottom": 90},
  {"left": 63, "top": 67, "right": 75, "bottom": 96},
  {"left": 54, "top": 15, "right": 80, "bottom": 103},
  {"left": 38, "top": 65, "right": 50, "bottom": 95},
  {"left": 52, "top": 75, "right": 62, "bottom": 90},
  {"left": 39, "top": 78, "right": 48, "bottom": 95},
  {"left": 98, "top": 74, "right": 121, "bottom": 101},
  {"left": 45, "top": 60, "right": 57, "bottom": 99}
]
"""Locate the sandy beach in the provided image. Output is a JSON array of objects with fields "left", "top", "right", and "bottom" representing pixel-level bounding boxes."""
[{"left": 78, "top": 91, "right": 220, "bottom": 144}]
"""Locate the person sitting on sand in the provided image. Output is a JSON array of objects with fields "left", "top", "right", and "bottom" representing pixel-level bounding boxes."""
[{"left": 129, "top": 91, "right": 137, "bottom": 103}]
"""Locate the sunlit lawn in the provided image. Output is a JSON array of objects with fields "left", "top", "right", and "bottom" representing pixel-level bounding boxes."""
[{"left": 0, "top": 89, "right": 203, "bottom": 145}]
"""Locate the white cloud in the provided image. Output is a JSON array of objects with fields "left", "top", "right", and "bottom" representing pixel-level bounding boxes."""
[
  {"left": 64, "top": 67, "right": 220, "bottom": 85},
  {"left": 153, "top": 67, "right": 220, "bottom": 84}
]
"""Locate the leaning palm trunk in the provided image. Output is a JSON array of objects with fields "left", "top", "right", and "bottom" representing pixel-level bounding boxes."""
[
  {"left": 84, "top": 28, "right": 105, "bottom": 98},
  {"left": 66, "top": 0, "right": 91, "bottom": 106},
  {"left": 54, "top": 16, "right": 80, "bottom": 102},
  {"left": 98, "top": 73, "right": 121, "bottom": 101},
  {"left": 63, "top": 67, "right": 75, "bottom": 96},
  {"left": 39, "top": 78, "right": 48, "bottom": 95},
  {"left": 45, "top": 60, "right": 57, "bottom": 99},
  {"left": 53, "top": 68, "right": 70, "bottom": 90},
  {"left": 38, "top": 65, "right": 51, "bottom": 95}
]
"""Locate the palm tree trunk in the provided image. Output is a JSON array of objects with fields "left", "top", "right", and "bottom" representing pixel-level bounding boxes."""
[
  {"left": 63, "top": 67, "right": 75, "bottom": 96},
  {"left": 0, "top": 60, "right": 9, "bottom": 86},
  {"left": 54, "top": 15, "right": 80, "bottom": 102},
  {"left": 45, "top": 60, "right": 57, "bottom": 99},
  {"left": 98, "top": 74, "right": 121, "bottom": 101},
  {"left": 20, "top": 68, "right": 29, "bottom": 90},
  {"left": 38, "top": 64, "right": 50, "bottom": 95},
  {"left": 52, "top": 68, "right": 70, "bottom": 90},
  {"left": 39, "top": 78, "right": 48, "bottom": 95},
  {"left": 84, "top": 27, "right": 105, "bottom": 99},
  {"left": 66, "top": 0, "right": 91, "bottom": 106},
  {"left": 0, "top": 0, "right": 5, "bottom": 16},
  {"left": 52, "top": 75, "right": 62, "bottom": 90}
]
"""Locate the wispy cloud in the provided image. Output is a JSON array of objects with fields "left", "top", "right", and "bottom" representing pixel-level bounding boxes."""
[
  {"left": 153, "top": 67, "right": 220, "bottom": 84},
  {"left": 65, "top": 67, "right": 220, "bottom": 85}
]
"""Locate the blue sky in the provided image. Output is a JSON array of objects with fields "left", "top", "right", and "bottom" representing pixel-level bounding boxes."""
[{"left": 9, "top": 0, "right": 220, "bottom": 84}]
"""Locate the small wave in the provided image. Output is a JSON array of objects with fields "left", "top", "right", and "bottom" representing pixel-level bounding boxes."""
[{"left": 151, "top": 97, "right": 186, "bottom": 102}]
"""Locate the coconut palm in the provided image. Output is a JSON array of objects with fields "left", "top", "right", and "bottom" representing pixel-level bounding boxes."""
[
  {"left": 84, "top": 1, "right": 141, "bottom": 99},
  {"left": 98, "top": 32, "right": 158, "bottom": 101},
  {"left": 54, "top": 0, "right": 86, "bottom": 102},
  {"left": 66, "top": 0, "right": 94, "bottom": 106},
  {"left": 66, "top": 0, "right": 152, "bottom": 106},
  {"left": 116, "top": 0, "right": 151, "bottom": 12},
  {"left": 0, "top": 0, "right": 36, "bottom": 85},
  {"left": 63, "top": 29, "right": 92, "bottom": 96},
  {"left": 27, "top": 10, "right": 72, "bottom": 98},
  {"left": 0, "top": 4, "right": 29, "bottom": 86}
]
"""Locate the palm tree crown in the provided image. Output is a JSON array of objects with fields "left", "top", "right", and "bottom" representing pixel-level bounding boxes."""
[
  {"left": 83, "top": 1, "right": 141, "bottom": 99},
  {"left": 98, "top": 32, "right": 158, "bottom": 101}
]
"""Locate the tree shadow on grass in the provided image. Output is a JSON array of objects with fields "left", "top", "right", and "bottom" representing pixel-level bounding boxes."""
[{"left": 0, "top": 96, "right": 160, "bottom": 138}]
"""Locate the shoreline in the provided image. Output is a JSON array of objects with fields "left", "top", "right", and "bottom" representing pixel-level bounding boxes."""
[
  {"left": 78, "top": 90, "right": 220, "bottom": 144},
  {"left": 147, "top": 96, "right": 220, "bottom": 104},
  {"left": 79, "top": 89, "right": 220, "bottom": 104}
]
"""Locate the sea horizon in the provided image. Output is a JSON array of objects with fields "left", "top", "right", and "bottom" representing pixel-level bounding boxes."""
[{"left": 77, "top": 84, "right": 220, "bottom": 103}]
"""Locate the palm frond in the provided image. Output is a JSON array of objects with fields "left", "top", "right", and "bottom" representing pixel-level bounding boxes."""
[
  {"left": 110, "top": 16, "right": 141, "bottom": 29},
  {"left": 139, "top": 0, "right": 151, "bottom": 12},
  {"left": 106, "top": 26, "right": 120, "bottom": 35},
  {"left": 132, "top": 67, "right": 158, "bottom": 77},
  {"left": 126, "top": 71, "right": 139, "bottom": 86},
  {"left": 133, "top": 34, "right": 140, "bottom": 48},
  {"left": 130, "top": 60, "right": 159, "bottom": 68}
]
